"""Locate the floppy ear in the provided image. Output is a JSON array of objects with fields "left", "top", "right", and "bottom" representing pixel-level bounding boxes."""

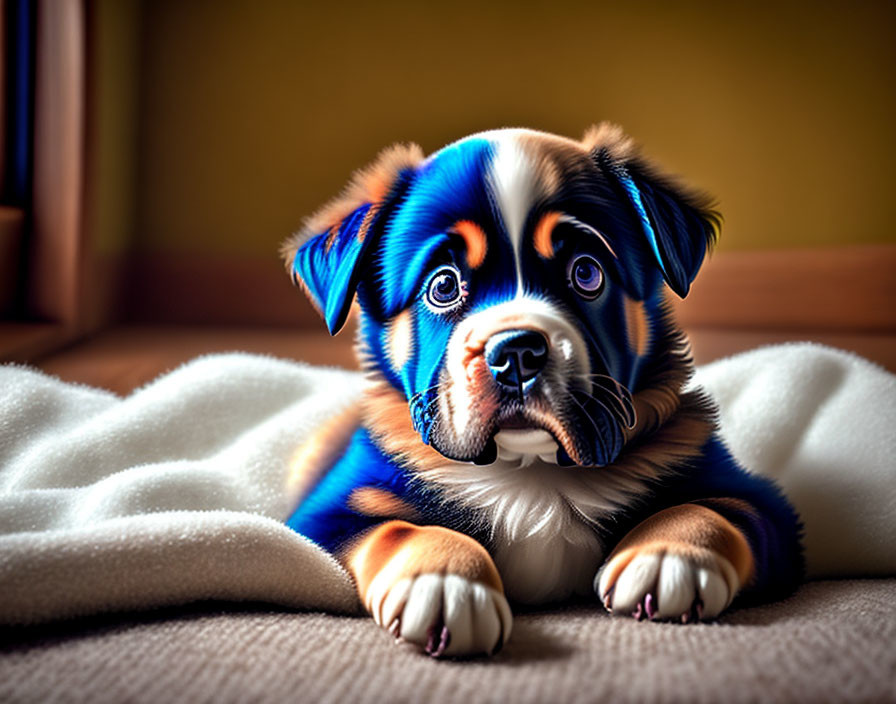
[
  {"left": 585, "top": 123, "right": 720, "bottom": 298},
  {"left": 281, "top": 144, "right": 423, "bottom": 334}
]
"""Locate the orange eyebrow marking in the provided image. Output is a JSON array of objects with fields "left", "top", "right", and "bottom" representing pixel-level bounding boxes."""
[
  {"left": 533, "top": 211, "right": 562, "bottom": 259},
  {"left": 452, "top": 220, "right": 488, "bottom": 269}
]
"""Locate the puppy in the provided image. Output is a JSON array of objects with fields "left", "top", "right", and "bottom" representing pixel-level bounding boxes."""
[{"left": 281, "top": 125, "right": 802, "bottom": 657}]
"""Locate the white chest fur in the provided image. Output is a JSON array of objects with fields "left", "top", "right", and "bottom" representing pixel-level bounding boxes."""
[{"left": 424, "top": 430, "right": 648, "bottom": 605}]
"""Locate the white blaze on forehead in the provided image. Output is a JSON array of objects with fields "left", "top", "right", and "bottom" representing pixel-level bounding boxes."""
[{"left": 487, "top": 135, "right": 539, "bottom": 292}]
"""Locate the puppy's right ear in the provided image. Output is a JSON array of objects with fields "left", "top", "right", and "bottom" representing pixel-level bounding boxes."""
[{"left": 281, "top": 144, "right": 423, "bottom": 334}]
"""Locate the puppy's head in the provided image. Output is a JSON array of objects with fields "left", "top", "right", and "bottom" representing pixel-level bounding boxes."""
[{"left": 282, "top": 125, "right": 718, "bottom": 468}]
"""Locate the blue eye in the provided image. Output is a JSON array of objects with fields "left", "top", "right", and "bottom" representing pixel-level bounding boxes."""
[
  {"left": 568, "top": 254, "right": 604, "bottom": 299},
  {"left": 426, "top": 265, "right": 463, "bottom": 309}
]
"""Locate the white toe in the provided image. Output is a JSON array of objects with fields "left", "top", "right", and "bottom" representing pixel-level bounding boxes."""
[
  {"left": 657, "top": 554, "right": 696, "bottom": 618},
  {"left": 365, "top": 569, "right": 390, "bottom": 624},
  {"left": 492, "top": 589, "right": 513, "bottom": 645},
  {"left": 399, "top": 574, "right": 443, "bottom": 643},
  {"left": 595, "top": 562, "right": 611, "bottom": 602},
  {"left": 378, "top": 576, "right": 412, "bottom": 629},
  {"left": 442, "top": 575, "right": 474, "bottom": 655},
  {"left": 611, "top": 552, "right": 661, "bottom": 613},
  {"left": 599, "top": 549, "right": 743, "bottom": 622},
  {"left": 374, "top": 573, "right": 512, "bottom": 656},
  {"left": 696, "top": 566, "right": 729, "bottom": 618},
  {"left": 469, "top": 583, "right": 501, "bottom": 654},
  {"left": 715, "top": 555, "right": 741, "bottom": 600}
]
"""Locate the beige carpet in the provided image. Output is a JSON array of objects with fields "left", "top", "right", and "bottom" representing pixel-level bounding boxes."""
[{"left": 2, "top": 579, "right": 894, "bottom": 704}]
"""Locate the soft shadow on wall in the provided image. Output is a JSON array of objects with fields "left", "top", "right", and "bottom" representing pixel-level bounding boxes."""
[{"left": 93, "top": 0, "right": 895, "bottom": 325}]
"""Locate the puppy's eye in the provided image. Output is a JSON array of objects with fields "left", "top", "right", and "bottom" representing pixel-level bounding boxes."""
[
  {"left": 425, "top": 265, "right": 464, "bottom": 309},
  {"left": 568, "top": 254, "right": 604, "bottom": 299}
]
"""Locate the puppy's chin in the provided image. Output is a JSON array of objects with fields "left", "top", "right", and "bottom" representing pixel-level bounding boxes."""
[{"left": 427, "top": 397, "right": 628, "bottom": 469}]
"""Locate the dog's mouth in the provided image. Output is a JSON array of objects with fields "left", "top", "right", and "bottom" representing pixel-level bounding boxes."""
[
  {"left": 421, "top": 376, "right": 636, "bottom": 469},
  {"left": 470, "top": 414, "right": 574, "bottom": 467},
  {"left": 480, "top": 427, "right": 575, "bottom": 467}
]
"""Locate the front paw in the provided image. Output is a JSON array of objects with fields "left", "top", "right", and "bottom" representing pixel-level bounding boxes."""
[
  {"left": 595, "top": 548, "right": 740, "bottom": 622},
  {"left": 367, "top": 572, "right": 512, "bottom": 657}
]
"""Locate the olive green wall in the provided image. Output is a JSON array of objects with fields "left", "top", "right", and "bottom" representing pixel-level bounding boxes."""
[
  {"left": 86, "top": 0, "right": 140, "bottom": 257},
  {"left": 133, "top": 0, "right": 896, "bottom": 257}
]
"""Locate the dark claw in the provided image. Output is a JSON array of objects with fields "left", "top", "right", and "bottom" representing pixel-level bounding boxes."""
[
  {"left": 426, "top": 624, "right": 451, "bottom": 658},
  {"left": 644, "top": 592, "right": 657, "bottom": 620},
  {"left": 602, "top": 585, "right": 615, "bottom": 611},
  {"left": 680, "top": 597, "right": 703, "bottom": 624}
]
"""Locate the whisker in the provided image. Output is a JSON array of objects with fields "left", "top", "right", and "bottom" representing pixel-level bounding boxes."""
[
  {"left": 409, "top": 382, "right": 442, "bottom": 405},
  {"left": 421, "top": 391, "right": 446, "bottom": 415},
  {"left": 572, "top": 390, "right": 627, "bottom": 462},
  {"left": 575, "top": 375, "right": 636, "bottom": 428},
  {"left": 567, "top": 392, "right": 609, "bottom": 461},
  {"left": 568, "top": 391, "right": 602, "bottom": 437},
  {"left": 572, "top": 386, "right": 636, "bottom": 431}
]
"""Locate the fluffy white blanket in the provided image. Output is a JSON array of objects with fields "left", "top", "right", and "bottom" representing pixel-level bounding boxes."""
[{"left": 1, "top": 344, "right": 893, "bottom": 625}]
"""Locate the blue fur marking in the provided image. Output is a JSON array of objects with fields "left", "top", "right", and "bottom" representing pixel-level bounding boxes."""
[
  {"left": 377, "top": 138, "right": 496, "bottom": 316},
  {"left": 617, "top": 169, "right": 669, "bottom": 283},
  {"left": 287, "top": 429, "right": 413, "bottom": 552},
  {"left": 610, "top": 166, "right": 712, "bottom": 298},
  {"left": 293, "top": 204, "right": 372, "bottom": 334}
]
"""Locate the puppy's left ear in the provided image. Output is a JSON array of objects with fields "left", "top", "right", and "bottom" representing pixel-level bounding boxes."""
[
  {"left": 585, "top": 124, "right": 720, "bottom": 298},
  {"left": 281, "top": 144, "right": 423, "bottom": 334}
]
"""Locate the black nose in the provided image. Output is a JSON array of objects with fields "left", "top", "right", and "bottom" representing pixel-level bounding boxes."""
[{"left": 485, "top": 330, "right": 549, "bottom": 389}]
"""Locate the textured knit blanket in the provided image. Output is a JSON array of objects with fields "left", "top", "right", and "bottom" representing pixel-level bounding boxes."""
[{"left": 1, "top": 344, "right": 894, "bottom": 625}]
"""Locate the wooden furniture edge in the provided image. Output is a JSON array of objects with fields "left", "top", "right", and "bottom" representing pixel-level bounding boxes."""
[{"left": 123, "top": 244, "right": 896, "bottom": 331}]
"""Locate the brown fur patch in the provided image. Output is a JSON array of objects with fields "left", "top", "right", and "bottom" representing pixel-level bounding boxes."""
[
  {"left": 387, "top": 309, "right": 414, "bottom": 373},
  {"left": 361, "top": 380, "right": 449, "bottom": 473},
  {"left": 287, "top": 404, "right": 362, "bottom": 504},
  {"left": 518, "top": 130, "right": 592, "bottom": 194},
  {"left": 623, "top": 318, "right": 695, "bottom": 439},
  {"left": 345, "top": 520, "right": 504, "bottom": 602},
  {"left": 623, "top": 295, "right": 650, "bottom": 357},
  {"left": 580, "top": 122, "right": 637, "bottom": 162},
  {"left": 452, "top": 220, "right": 488, "bottom": 269},
  {"left": 280, "top": 142, "right": 424, "bottom": 271},
  {"left": 323, "top": 223, "right": 341, "bottom": 253},
  {"left": 612, "top": 389, "right": 714, "bottom": 485},
  {"left": 607, "top": 503, "right": 755, "bottom": 586},
  {"left": 347, "top": 487, "right": 420, "bottom": 521},
  {"left": 533, "top": 211, "right": 561, "bottom": 259},
  {"left": 355, "top": 202, "right": 380, "bottom": 243}
]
